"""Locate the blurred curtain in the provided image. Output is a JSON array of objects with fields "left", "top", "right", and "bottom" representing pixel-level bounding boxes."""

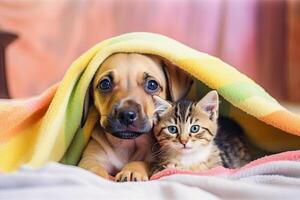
[
  {"left": 0, "top": 0, "right": 299, "bottom": 102},
  {"left": 287, "top": 0, "right": 300, "bottom": 102}
]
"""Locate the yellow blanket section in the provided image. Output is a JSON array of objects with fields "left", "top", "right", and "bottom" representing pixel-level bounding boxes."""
[{"left": 0, "top": 32, "right": 299, "bottom": 172}]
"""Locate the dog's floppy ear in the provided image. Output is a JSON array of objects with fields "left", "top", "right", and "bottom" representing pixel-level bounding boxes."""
[
  {"left": 81, "top": 84, "right": 93, "bottom": 127},
  {"left": 162, "top": 60, "right": 194, "bottom": 102}
]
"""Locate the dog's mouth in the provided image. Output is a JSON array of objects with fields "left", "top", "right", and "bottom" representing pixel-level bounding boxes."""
[
  {"left": 103, "top": 114, "right": 152, "bottom": 139},
  {"left": 111, "top": 131, "right": 145, "bottom": 139}
]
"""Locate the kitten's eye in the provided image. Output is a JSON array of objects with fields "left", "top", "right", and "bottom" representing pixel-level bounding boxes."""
[
  {"left": 98, "top": 78, "right": 112, "bottom": 92},
  {"left": 167, "top": 126, "right": 178, "bottom": 134},
  {"left": 190, "top": 125, "right": 200, "bottom": 133}
]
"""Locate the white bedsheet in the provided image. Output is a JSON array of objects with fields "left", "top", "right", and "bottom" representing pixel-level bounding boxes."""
[{"left": 0, "top": 162, "right": 299, "bottom": 200}]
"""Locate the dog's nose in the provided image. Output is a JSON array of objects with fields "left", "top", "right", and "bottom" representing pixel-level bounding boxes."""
[{"left": 119, "top": 110, "right": 137, "bottom": 125}]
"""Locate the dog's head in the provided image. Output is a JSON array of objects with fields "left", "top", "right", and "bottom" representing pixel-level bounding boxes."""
[{"left": 91, "top": 53, "right": 193, "bottom": 139}]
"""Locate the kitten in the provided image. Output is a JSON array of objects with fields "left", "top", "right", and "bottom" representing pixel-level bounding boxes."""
[{"left": 151, "top": 90, "right": 251, "bottom": 173}]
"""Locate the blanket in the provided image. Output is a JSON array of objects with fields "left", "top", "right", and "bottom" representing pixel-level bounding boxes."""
[
  {"left": 0, "top": 32, "right": 300, "bottom": 172},
  {"left": 0, "top": 151, "right": 299, "bottom": 200}
]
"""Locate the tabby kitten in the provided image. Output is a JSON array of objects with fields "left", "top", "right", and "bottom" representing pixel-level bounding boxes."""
[{"left": 152, "top": 90, "right": 251, "bottom": 173}]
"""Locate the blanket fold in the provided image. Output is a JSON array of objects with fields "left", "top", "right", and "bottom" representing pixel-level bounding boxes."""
[{"left": 0, "top": 32, "right": 300, "bottom": 172}]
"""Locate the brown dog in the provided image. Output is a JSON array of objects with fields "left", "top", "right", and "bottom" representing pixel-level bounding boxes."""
[{"left": 79, "top": 53, "right": 192, "bottom": 181}]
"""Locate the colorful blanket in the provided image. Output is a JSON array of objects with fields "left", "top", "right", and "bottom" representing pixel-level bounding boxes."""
[{"left": 0, "top": 32, "right": 300, "bottom": 172}]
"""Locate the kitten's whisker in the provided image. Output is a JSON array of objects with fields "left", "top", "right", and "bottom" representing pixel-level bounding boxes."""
[{"left": 151, "top": 148, "right": 169, "bottom": 159}]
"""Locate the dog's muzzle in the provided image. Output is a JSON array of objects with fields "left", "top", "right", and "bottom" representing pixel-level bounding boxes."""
[
  {"left": 118, "top": 109, "right": 137, "bottom": 126},
  {"left": 105, "top": 114, "right": 152, "bottom": 139},
  {"left": 103, "top": 102, "right": 152, "bottom": 139}
]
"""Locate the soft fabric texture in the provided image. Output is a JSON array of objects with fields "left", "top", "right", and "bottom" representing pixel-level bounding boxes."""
[
  {"left": 0, "top": 32, "right": 300, "bottom": 172},
  {"left": 0, "top": 151, "right": 299, "bottom": 200},
  {"left": 151, "top": 150, "right": 300, "bottom": 180}
]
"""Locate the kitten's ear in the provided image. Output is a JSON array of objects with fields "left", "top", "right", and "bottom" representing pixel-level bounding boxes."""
[
  {"left": 153, "top": 96, "right": 172, "bottom": 118},
  {"left": 196, "top": 90, "right": 219, "bottom": 121}
]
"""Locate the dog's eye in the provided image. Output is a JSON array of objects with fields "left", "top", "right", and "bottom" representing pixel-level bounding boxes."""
[
  {"left": 167, "top": 126, "right": 178, "bottom": 134},
  {"left": 145, "top": 79, "right": 159, "bottom": 94},
  {"left": 98, "top": 78, "right": 112, "bottom": 92}
]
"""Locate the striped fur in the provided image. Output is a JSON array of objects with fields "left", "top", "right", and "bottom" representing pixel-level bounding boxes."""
[{"left": 152, "top": 91, "right": 251, "bottom": 173}]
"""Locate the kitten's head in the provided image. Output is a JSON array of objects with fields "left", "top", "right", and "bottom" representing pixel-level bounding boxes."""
[{"left": 153, "top": 90, "right": 219, "bottom": 154}]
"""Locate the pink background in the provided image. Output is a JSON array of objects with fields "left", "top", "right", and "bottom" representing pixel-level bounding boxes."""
[{"left": 0, "top": 0, "right": 299, "bottom": 102}]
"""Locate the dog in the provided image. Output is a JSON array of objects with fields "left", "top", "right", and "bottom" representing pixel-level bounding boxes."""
[{"left": 79, "top": 53, "right": 193, "bottom": 181}]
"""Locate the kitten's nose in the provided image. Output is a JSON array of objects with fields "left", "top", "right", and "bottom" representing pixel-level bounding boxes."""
[{"left": 180, "top": 140, "right": 188, "bottom": 145}]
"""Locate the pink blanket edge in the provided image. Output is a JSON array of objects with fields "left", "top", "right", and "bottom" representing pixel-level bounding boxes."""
[{"left": 150, "top": 150, "right": 300, "bottom": 180}]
